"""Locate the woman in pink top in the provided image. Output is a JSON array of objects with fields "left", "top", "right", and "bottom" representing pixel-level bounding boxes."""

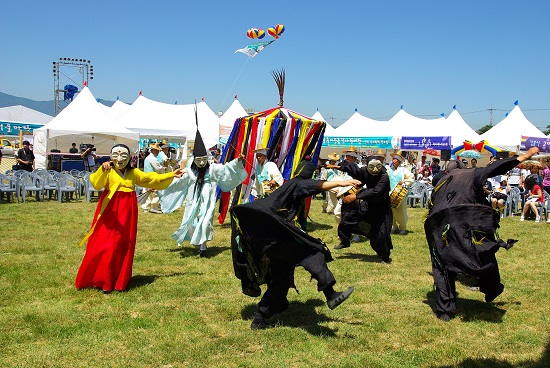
[
  {"left": 520, "top": 174, "right": 544, "bottom": 222},
  {"left": 541, "top": 158, "right": 550, "bottom": 194}
]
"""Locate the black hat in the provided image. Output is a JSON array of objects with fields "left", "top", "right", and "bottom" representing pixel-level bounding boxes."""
[{"left": 193, "top": 129, "right": 207, "bottom": 157}]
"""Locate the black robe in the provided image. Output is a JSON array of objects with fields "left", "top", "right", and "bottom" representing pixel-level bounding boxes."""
[
  {"left": 231, "top": 178, "right": 331, "bottom": 297},
  {"left": 338, "top": 161, "right": 393, "bottom": 258}
]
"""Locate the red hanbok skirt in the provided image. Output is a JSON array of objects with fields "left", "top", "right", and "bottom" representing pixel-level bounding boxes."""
[{"left": 75, "top": 190, "right": 138, "bottom": 292}]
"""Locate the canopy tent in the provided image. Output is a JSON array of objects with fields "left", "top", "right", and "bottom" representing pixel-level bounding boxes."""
[
  {"left": 388, "top": 109, "right": 446, "bottom": 136},
  {"left": 220, "top": 106, "right": 326, "bottom": 203},
  {"left": 480, "top": 105, "right": 546, "bottom": 152},
  {"left": 443, "top": 109, "right": 480, "bottom": 147},
  {"left": 33, "top": 87, "right": 140, "bottom": 169},
  {"left": 115, "top": 95, "right": 220, "bottom": 149},
  {"left": 323, "top": 111, "right": 393, "bottom": 148},
  {"left": 0, "top": 105, "right": 53, "bottom": 136},
  {"left": 219, "top": 99, "right": 248, "bottom": 144}
]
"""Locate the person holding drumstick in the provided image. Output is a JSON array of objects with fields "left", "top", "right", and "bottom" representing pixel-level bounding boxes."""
[
  {"left": 327, "top": 154, "right": 394, "bottom": 263},
  {"left": 387, "top": 152, "right": 415, "bottom": 235}
]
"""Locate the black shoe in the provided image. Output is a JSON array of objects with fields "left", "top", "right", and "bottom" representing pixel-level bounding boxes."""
[
  {"left": 199, "top": 249, "right": 207, "bottom": 258},
  {"left": 437, "top": 313, "right": 451, "bottom": 322},
  {"left": 380, "top": 257, "right": 392, "bottom": 264},
  {"left": 485, "top": 283, "right": 504, "bottom": 303},
  {"left": 327, "top": 286, "right": 354, "bottom": 310},
  {"left": 250, "top": 315, "right": 274, "bottom": 330},
  {"left": 334, "top": 241, "right": 350, "bottom": 250}
]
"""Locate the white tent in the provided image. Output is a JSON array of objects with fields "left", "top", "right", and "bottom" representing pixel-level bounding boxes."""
[
  {"left": 219, "top": 99, "right": 248, "bottom": 128},
  {"left": 108, "top": 100, "right": 131, "bottom": 119},
  {"left": 311, "top": 110, "right": 337, "bottom": 135},
  {"left": 219, "top": 99, "right": 248, "bottom": 143},
  {"left": 328, "top": 111, "right": 390, "bottom": 137},
  {"left": 33, "top": 87, "right": 140, "bottom": 169},
  {"left": 388, "top": 109, "right": 446, "bottom": 137},
  {"left": 0, "top": 105, "right": 53, "bottom": 126},
  {"left": 480, "top": 105, "right": 547, "bottom": 151},
  {"left": 444, "top": 109, "right": 480, "bottom": 147},
  {"left": 116, "top": 96, "right": 220, "bottom": 149}
]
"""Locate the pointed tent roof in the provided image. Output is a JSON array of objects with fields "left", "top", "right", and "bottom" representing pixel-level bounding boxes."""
[
  {"left": 219, "top": 99, "right": 248, "bottom": 128},
  {"left": 329, "top": 111, "right": 390, "bottom": 137},
  {"left": 115, "top": 95, "right": 219, "bottom": 148},
  {"left": 388, "top": 109, "right": 446, "bottom": 137},
  {"left": 33, "top": 87, "right": 140, "bottom": 169},
  {"left": 480, "top": 105, "right": 546, "bottom": 150},
  {"left": 0, "top": 105, "right": 53, "bottom": 125},
  {"left": 445, "top": 109, "right": 480, "bottom": 147}
]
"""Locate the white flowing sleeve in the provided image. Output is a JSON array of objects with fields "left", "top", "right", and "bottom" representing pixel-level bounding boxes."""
[
  {"left": 211, "top": 159, "right": 248, "bottom": 192},
  {"left": 157, "top": 173, "right": 190, "bottom": 213}
]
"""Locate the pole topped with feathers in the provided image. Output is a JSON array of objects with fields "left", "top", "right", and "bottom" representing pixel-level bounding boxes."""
[{"left": 271, "top": 68, "right": 285, "bottom": 107}]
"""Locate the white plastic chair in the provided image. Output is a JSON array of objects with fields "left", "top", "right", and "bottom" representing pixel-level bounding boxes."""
[
  {"left": 17, "top": 172, "right": 45, "bottom": 202},
  {"left": 407, "top": 181, "right": 429, "bottom": 208},
  {"left": 81, "top": 172, "right": 102, "bottom": 202},
  {"left": 56, "top": 172, "right": 80, "bottom": 203},
  {"left": 0, "top": 172, "right": 18, "bottom": 203}
]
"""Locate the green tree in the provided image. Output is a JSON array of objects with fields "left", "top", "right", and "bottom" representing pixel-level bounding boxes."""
[
  {"left": 477, "top": 124, "right": 493, "bottom": 135},
  {"left": 543, "top": 124, "right": 550, "bottom": 135}
]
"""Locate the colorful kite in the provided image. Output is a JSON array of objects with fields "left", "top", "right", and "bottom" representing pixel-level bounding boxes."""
[{"left": 236, "top": 24, "right": 285, "bottom": 59}]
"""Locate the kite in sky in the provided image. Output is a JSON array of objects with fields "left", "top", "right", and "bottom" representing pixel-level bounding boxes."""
[{"left": 235, "top": 24, "right": 285, "bottom": 58}]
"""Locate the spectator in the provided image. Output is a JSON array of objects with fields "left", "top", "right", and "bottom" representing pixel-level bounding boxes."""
[
  {"left": 81, "top": 145, "right": 98, "bottom": 172},
  {"left": 16, "top": 140, "right": 34, "bottom": 171},
  {"left": 430, "top": 158, "right": 441, "bottom": 176},
  {"left": 471, "top": 158, "right": 478, "bottom": 168},
  {"left": 520, "top": 174, "right": 544, "bottom": 222},
  {"left": 212, "top": 148, "right": 222, "bottom": 164},
  {"left": 69, "top": 143, "right": 79, "bottom": 153},
  {"left": 491, "top": 179, "right": 510, "bottom": 212},
  {"left": 542, "top": 158, "right": 550, "bottom": 194},
  {"left": 419, "top": 166, "right": 433, "bottom": 185}
]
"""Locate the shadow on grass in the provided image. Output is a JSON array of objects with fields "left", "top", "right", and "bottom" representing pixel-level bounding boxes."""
[
  {"left": 166, "top": 245, "right": 230, "bottom": 258},
  {"left": 305, "top": 221, "right": 334, "bottom": 231},
  {"left": 434, "top": 338, "right": 550, "bottom": 368},
  {"left": 127, "top": 272, "right": 195, "bottom": 290},
  {"left": 240, "top": 299, "right": 339, "bottom": 336},
  {"left": 336, "top": 252, "right": 382, "bottom": 263},
  {"left": 424, "top": 289, "right": 506, "bottom": 323}
]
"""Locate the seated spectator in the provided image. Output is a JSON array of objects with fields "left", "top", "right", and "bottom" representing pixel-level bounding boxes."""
[
  {"left": 491, "top": 179, "right": 510, "bottom": 211},
  {"left": 542, "top": 158, "right": 550, "bottom": 194},
  {"left": 418, "top": 166, "right": 433, "bottom": 185},
  {"left": 520, "top": 175, "right": 544, "bottom": 222},
  {"left": 430, "top": 158, "right": 441, "bottom": 176}
]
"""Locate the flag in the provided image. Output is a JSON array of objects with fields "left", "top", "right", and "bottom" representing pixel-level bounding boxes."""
[{"left": 234, "top": 95, "right": 238, "bottom": 99}]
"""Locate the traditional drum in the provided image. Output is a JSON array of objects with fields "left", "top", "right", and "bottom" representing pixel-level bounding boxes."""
[
  {"left": 389, "top": 184, "right": 408, "bottom": 208},
  {"left": 336, "top": 185, "right": 360, "bottom": 199},
  {"left": 261, "top": 180, "right": 279, "bottom": 196}
]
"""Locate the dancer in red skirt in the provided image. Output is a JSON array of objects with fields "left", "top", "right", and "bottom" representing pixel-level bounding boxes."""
[{"left": 75, "top": 144, "right": 183, "bottom": 292}]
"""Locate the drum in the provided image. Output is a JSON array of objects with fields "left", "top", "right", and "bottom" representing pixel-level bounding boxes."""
[
  {"left": 389, "top": 184, "right": 408, "bottom": 208},
  {"left": 336, "top": 185, "right": 359, "bottom": 199},
  {"left": 261, "top": 180, "right": 279, "bottom": 196}
]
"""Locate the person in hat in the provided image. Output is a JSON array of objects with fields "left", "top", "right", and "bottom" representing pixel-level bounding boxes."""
[
  {"left": 387, "top": 151, "right": 415, "bottom": 235},
  {"left": 331, "top": 146, "right": 361, "bottom": 225},
  {"left": 141, "top": 143, "right": 165, "bottom": 214},
  {"left": 326, "top": 156, "right": 394, "bottom": 263},
  {"left": 230, "top": 158, "right": 359, "bottom": 329},
  {"left": 76, "top": 144, "right": 184, "bottom": 292},
  {"left": 16, "top": 140, "right": 34, "bottom": 172},
  {"left": 253, "top": 144, "right": 284, "bottom": 199},
  {"left": 159, "top": 128, "right": 248, "bottom": 257},
  {"left": 425, "top": 147, "right": 540, "bottom": 321},
  {"left": 322, "top": 153, "right": 344, "bottom": 215}
]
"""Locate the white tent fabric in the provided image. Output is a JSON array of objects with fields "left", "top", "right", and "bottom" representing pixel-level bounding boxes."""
[
  {"left": 328, "top": 111, "right": 390, "bottom": 137},
  {"left": 480, "top": 105, "right": 546, "bottom": 151},
  {"left": 108, "top": 100, "right": 131, "bottom": 119},
  {"left": 311, "top": 110, "right": 336, "bottom": 135},
  {"left": 219, "top": 99, "right": 247, "bottom": 127},
  {"left": 33, "top": 87, "right": 140, "bottom": 169},
  {"left": 388, "top": 109, "right": 446, "bottom": 137},
  {"left": 444, "top": 109, "right": 480, "bottom": 147},
  {"left": 115, "top": 96, "right": 220, "bottom": 148},
  {"left": 0, "top": 105, "right": 53, "bottom": 125}
]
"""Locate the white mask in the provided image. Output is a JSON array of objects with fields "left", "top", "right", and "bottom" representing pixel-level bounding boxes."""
[
  {"left": 193, "top": 156, "right": 208, "bottom": 168},
  {"left": 110, "top": 146, "right": 130, "bottom": 170}
]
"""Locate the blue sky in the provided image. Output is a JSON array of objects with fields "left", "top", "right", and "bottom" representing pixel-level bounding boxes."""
[{"left": 1, "top": 1, "right": 549, "bottom": 130}]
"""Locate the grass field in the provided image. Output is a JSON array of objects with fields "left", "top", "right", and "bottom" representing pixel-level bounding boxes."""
[{"left": 0, "top": 195, "right": 548, "bottom": 367}]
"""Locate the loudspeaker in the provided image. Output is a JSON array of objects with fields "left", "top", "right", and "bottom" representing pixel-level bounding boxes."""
[
  {"left": 496, "top": 151, "right": 509, "bottom": 160},
  {"left": 440, "top": 149, "right": 451, "bottom": 161}
]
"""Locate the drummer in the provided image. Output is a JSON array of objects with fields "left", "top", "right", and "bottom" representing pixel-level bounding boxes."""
[
  {"left": 387, "top": 151, "right": 415, "bottom": 235},
  {"left": 326, "top": 151, "right": 394, "bottom": 264},
  {"left": 252, "top": 144, "right": 284, "bottom": 199}
]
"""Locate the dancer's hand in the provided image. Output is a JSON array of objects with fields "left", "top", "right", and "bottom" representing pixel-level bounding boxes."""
[
  {"left": 173, "top": 168, "right": 185, "bottom": 178},
  {"left": 102, "top": 162, "right": 112, "bottom": 171}
]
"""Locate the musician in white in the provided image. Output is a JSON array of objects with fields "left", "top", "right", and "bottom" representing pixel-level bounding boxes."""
[
  {"left": 252, "top": 144, "right": 284, "bottom": 199},
  {"left": 386, "top": 152, "right": 415, "bottom": 235}
]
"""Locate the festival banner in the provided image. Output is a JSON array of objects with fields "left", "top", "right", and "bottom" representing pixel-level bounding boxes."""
[
  {"left": 322, "top": 136, "right": 393, "bottom": 148},
  {"left": 0, "top": 122, "right": 43, "bottom": 134},
  {"left": 400, "top": 136, "right": 451, "bottom": 150},
  {"left": 521, "top": 135, "right": 550, "bottom": 153}
]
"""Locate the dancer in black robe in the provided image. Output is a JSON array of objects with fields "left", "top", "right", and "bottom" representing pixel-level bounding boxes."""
[
  {"left": 425, "top": 147, "right": 540, "bottom": 321},
  {"left": 327, "top": 156, "right": 393, "bottom": 263},
  {"left": 230, "top": 159, "right": 359, "bottom": 329}
]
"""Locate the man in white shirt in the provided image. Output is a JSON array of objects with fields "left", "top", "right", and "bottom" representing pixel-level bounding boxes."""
[{"left": 142, "top": 143, "right": 165, "bottom": 213}]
